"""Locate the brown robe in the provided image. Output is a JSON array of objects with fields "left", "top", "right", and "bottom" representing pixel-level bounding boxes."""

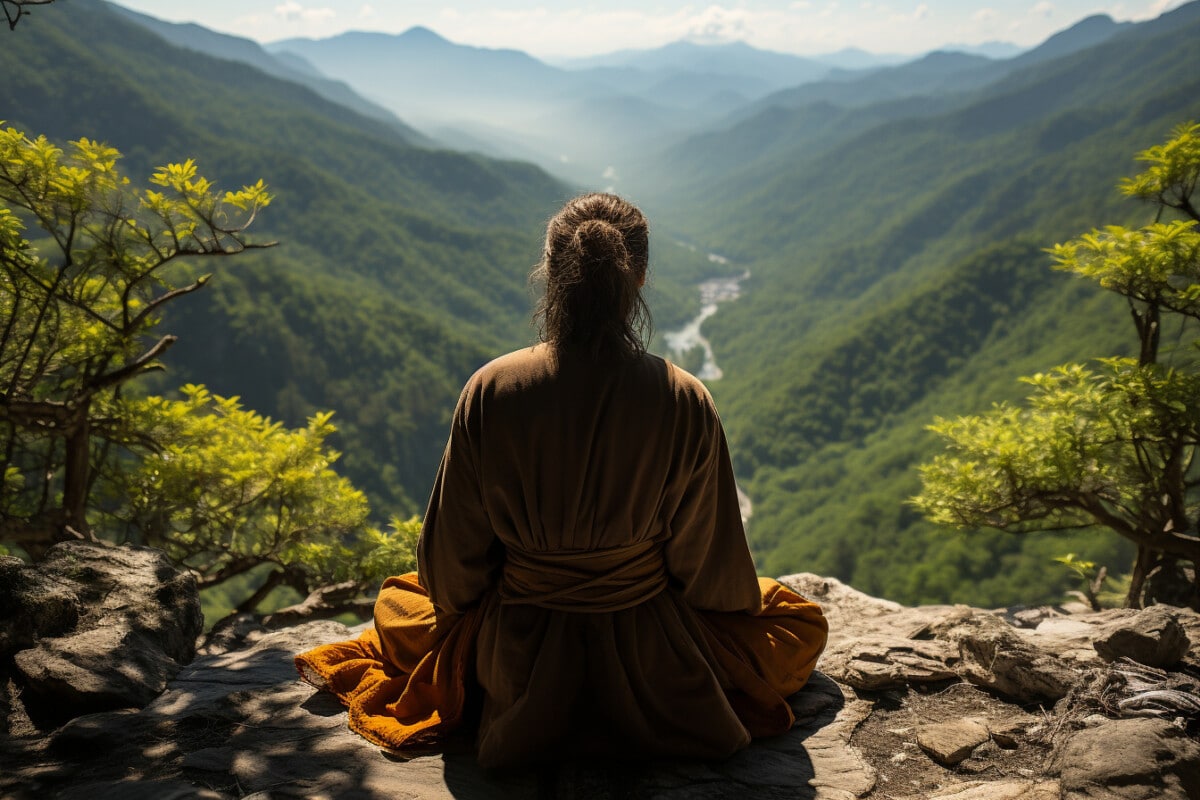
[{"left": 296, "top": 344, "right": 828, "bottom": 767}]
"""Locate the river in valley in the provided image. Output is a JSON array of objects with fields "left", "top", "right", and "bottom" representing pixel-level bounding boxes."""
[
  {"left": 660, "top": 256, "right": 753, "bottom": 523},
  {"left": 661, "top": 263, "right": 750, "bottom": 381}
]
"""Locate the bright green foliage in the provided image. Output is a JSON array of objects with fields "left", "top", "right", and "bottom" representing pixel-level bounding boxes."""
[
  {"left": 105, "top": 385, "right": 370, "bottom": 590},
  {"left": 917, "top": 359, "right": 1200, "bottom": 534},
  {"left": 915, "top": 122, "right": 1200, "bottom": 608},
  {"left": 0, "top": 125, "right": 419, "bottom": 620},
  {"left": 1053, "top": 552, "right": 1109, "bottom": 611},
  {"left": 1120, "top": 121, "right": 1200, "bottom": 218},
  {"left": 0, "top": 123, "right": 273, "bottom": 544},
  {"left": 1048, "top": 221, "right": 1200, "bottom": 317}
]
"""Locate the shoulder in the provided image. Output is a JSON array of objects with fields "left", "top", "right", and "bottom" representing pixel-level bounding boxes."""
[
  {"left": 662, "top": 358, "right": 717, "bottom": 413},
  {"left": 461, "top": 345, "right": 551, "bottom": 396}
]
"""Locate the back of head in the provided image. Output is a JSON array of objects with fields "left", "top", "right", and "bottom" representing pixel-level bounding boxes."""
[{"left": 534, "top": 193, "right": 651, "bottom": 358}]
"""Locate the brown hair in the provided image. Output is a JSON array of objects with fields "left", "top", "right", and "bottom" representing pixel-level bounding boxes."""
[{"left": 532, "top": 193, "right": 652, "bottom": 358}]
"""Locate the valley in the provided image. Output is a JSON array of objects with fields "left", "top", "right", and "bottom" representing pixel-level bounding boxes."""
[{"left": 3, "top": 0, "right": 1200, "bottom": 608}]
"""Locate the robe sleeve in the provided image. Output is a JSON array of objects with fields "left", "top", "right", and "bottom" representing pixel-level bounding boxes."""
[
  {"left": 417, "top": 373, "right": 502, "bottom": 618},
  {"left": 663, "top": 382, "right": 762, "bottom": 614}
]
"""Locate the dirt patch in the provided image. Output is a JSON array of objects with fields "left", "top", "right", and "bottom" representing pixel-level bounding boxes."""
[{"left": 851, "top": 681, "right": 1052, "bottom": 798}]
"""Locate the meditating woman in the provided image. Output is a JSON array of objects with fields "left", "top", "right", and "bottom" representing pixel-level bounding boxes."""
[{"left": 295, "top": 192, "right": 828, "bottom": 767}]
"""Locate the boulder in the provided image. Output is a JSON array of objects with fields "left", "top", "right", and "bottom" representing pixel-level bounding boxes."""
[
  {"left": 4, "top": 541, "right": 202, "bottom": 724},
  {"left": 933, "top": 609, "right": 1081, "bottom": 704},
  {"left": 820, "top": 635, "right": 957, "bottom": 691},
  {"left": 0, "top": 555, "right": 79, "bottom": 658},
  {"left": 1093, "top": 606, "right": 1192, "bottom": 668},
  {"left": 1050, "top": 717, "right": 1200, "bottom": 799}
]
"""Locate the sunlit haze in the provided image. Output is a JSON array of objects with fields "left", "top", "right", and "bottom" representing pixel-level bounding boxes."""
[{"left": 111, "top": 0, "right": 1186, "bottom": 58}]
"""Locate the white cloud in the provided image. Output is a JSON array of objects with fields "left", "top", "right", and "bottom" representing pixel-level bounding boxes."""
[
  {"left": 973, "top": 7, "right": 997, "bottom": 22},
  {"left": 913, "top": 3, "right": 930, "bottom": 21},
  {"left": 1148, "top": 0, "right": 1183, "bottom": 13},
  {"left": 274, "top": 2, "right": 335, "bottom": 24},
  {"left": 1030, "top": 1, "right": 1055, "bottom": 17},
  {"left": 358, "top": 4, "right": 375, "bottom": 20},
  {"left": 686, "top": 5, "right": 751, "bottom": 43}
]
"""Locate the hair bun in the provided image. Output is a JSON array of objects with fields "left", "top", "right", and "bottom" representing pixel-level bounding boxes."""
[{"left": 571, "top": 219, "right": 630, "bottom": 275}]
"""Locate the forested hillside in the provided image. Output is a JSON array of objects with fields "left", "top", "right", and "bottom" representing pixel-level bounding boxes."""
[
  {"left": 6, "top": 0, "right": 1199, "bottom": 610},
  {"left": 0, "top": 0, "right": 571, "bottom": 515},
  {"left": 624, "top": 2, "right": 1200, "bottom": 604}
]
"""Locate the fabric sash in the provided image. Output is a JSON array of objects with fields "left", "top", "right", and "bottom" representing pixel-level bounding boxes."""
[{"left": 498, "top": 537, "right": 667, "bottom": 613}]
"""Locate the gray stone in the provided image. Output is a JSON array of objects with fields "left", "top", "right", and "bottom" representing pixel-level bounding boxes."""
[
  {"left": 935, "top": 610, "right": 1081, "bottom": 704},
  {"left": 37, "top": 541, "right": 202, "bottom": 664},
  {"left": 1094, "top": 606, "right": 1192, "bottom": 668},
  {"left": 48, "top": 709, "right": 141, "bottom": 755},
  {"left": 5, "top": 541, "right": 203, "bottom": 724},
  {"left": 1008, "top": 607, "right": 1052, "bottom": 629},
  {"left": 984, "top": 718, "right": 1026, "bottom": 750},
  {"left": 1050, "top": 717, "right": 1200, "bottom": 799},
  {"left": 821, "top": 635, "right": 957, "bottom": 691},
  {"left": 916, "top": 718, "right": 991, "bottom": 767},
  {"left": 15, "top": 626, "right": 184, "bottom": 710},
  {"left": 0, "top": 555, "right": 80, "bottom": 658}
]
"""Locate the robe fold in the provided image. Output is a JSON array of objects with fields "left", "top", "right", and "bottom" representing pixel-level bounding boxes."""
[{"left": 296, "top": 344, "right": 828, "bottom": 767}]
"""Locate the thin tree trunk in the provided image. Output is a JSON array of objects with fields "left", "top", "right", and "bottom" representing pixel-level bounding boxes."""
[
  {"left": 236, "top": 568, "right": 285, "bottom": 615},
  {"left": 60, "top": 406, "right": 91, "bottom": 538},
  {"left": 1127, "top": 545, "right": 1154, "bottom": 609}
]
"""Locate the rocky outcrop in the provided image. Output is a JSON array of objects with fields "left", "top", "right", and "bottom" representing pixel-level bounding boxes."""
[
  {"left": 0, "top": 541, "right": 203, "bottom": 729},
  {"left": 0, "top": 568, "right": 1197, "bottom": 799}
]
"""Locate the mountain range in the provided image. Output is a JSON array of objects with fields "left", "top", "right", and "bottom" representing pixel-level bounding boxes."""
[
  {"left": 262, "top": 25, "right": 1030, "bottom": 186},
  {"left": 4, "top": 0, "right": 1200, "bottom": 607}
]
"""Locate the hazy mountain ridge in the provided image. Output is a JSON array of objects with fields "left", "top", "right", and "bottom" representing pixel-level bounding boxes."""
[
  {"left": 110, "top": 4, "right": 429, "bottom": 143},
  {"left": 262, "top": 26, "right": 1000, "bottom": 185}
]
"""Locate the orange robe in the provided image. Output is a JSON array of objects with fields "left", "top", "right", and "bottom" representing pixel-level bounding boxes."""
[{"left": 296, "top": 344, "right": 828, "bottom": 767}]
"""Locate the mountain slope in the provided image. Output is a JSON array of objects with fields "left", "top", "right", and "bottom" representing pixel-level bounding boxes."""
[
  {"left": 109, "top": 4, "right": 429, "bottom": 142},
  {"left": 637, "top": 2, "right": 1200, "bottom": 604},
  {"left": 266, "top": 29, "right": 840, "bottom": 184},
  {"left": 0, "top": 0, "right": 570, "bottom": 514}
]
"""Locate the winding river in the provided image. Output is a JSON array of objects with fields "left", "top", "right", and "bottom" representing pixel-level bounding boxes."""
[{"left": 660, "top": 255, "right": 753, "bottom": 523}]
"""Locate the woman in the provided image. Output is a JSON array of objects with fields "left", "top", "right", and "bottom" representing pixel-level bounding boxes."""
[{"left": 295, "top": 193, "right": 828, "bottom": 768}]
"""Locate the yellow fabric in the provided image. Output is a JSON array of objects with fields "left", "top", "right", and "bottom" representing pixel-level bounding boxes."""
[
  {"left": 295, "top": 345, "right": 829, "bottom": 765},
  {"left": 295, "top": 573, "right": 481, "bottom": 749},
  {"left": 296, "top": 573, "right": 826, "bottom": 753}
]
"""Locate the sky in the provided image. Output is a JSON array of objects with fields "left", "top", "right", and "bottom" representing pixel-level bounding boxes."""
[{"left": 111, "top": 0, "right": 1189, "bottom": 59}]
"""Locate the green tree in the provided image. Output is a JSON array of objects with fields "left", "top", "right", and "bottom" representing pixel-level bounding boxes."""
[
  {"left": 0, "top": 125, "right": 416, "bottom": 621},
  {"left": 97, "top": 386, "right": 418, "bottom": 615},
  {"left": 913, "top": 122, "right": 1200, "bottom": 609},
  {"left": 0, "top": 125, "right": 271, "bottom": 551}
]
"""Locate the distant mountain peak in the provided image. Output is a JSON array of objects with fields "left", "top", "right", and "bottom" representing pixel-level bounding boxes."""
[
  {"left": 1016, "top": 11, "right": 1129, "bottom": 65},
  {"left": 399, "top": 25, "right": 448, "bottom": 44},
  {"left": 675, "top": 38, "right": 757, "bottom": 52}
]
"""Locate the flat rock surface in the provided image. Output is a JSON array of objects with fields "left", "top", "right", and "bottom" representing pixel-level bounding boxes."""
[
  {"left": 1, "top": 572, "right": 1198, "bottom": 798},
  {"left": 0, "top": 620, "right": 865, "bottom": 799},
  {"left": 915, "top": 718, "right": 991, "bottom": 766}
]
